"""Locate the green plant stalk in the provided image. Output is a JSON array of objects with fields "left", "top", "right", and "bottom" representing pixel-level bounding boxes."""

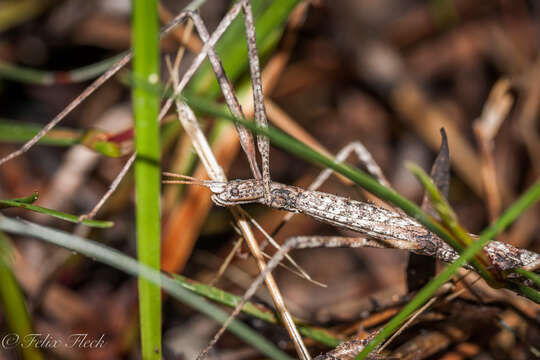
[
  {"left": 0, "top": 119, "right": 81, "bottom": 146},
  {"left": 0, "top": 198, "right": 113, "bottom": 228},
  {"left": 512, "top": 268, "right": 540, "bottom": 288},
  {"left": 132, "top": 0, "right": 162, "bottom": 358},
  {"left": 356, "top": 177, "right": 540, "bottom": 358},
  {"left": 173, "top": 275, "right": 342, "bottom": 347},
  {"left": 0, "top": 232, "right": 43, "bottom": 360},
  {"left": 503, "top": 280, "right": 540, "bottom": 302},
  {"left": 0, "top": 120, "right": 124, "bottom": 157},
  {"left": 0, "top": 216, "right": 292, "bottom": 360},
  {"left": 0, "top": 55, "right": 125, "bottom": 85}
]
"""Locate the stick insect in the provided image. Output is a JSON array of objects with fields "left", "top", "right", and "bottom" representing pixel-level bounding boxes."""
[{"left": 164, "top": 154, "right": 540, "bottom": 275}]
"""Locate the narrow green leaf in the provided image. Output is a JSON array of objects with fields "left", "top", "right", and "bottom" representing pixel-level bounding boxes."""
[
  {"left": 0, "top": 120, "right": 124, "bottom": 157},
  {"left": 0, "top": 199, "right": 113, "bottom": 228},
  {"left": 512, "top": 268, "right": 540, "bottom": 288},
  {"left": 0, "top": 55, "right": 125, "bottom": 85},
  {"left": 0, "top": 119, "right": 80, "bottom": 146}
]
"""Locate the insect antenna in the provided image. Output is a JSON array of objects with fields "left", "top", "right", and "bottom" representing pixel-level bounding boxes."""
[
  {"left": 162, "top": 172, "right": 210, "bottom": 186},
  {"left": 162, "top": 172, "right": 225, "bottom": 189}
]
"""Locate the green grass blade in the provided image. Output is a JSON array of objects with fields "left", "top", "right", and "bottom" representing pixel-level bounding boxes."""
[
  {"left": 0, "top": 120, "right": 124, "bottom": 157},
  {"left": 0, "top": 55, "right": 125, "bottom": 85},
  {"left": 503, "top": 280, "right": 540, "bottom": 302},
  {"left": 0, "top": 232, "right": 44, "bottom": 360},
  {"left": 173, "top": 274, "right": 342, "bottom": 347},
  {"left": 0, "top": 216, "right": 292, "bottom": 360},
  {"left": 512, "top": 268, "right": 540, "bottom": 288},
  {"left": 132, "top": 0, "right": 162, "bottom": 358},
  {"left": 0, "top": 198, "right": 113, "bottom": 228},
  {"left": 0, "top": 119, "right": 81, "bottom": 146}
]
